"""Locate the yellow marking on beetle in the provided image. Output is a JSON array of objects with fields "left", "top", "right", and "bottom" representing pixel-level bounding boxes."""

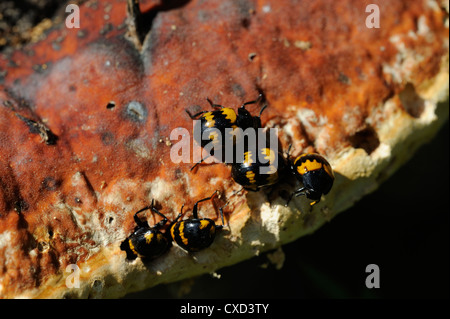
[
  {"left": 204, "top": 112, "right": 215, "bottom": 127},
  {"left": 293, "top": 153, "right": 309, "bottom": 166},
  {"left": 297, "top": 159, "right": 323, "bottom": 175},
  {"left": 244, "top": 151, "right": 254, "bottom": 164},
  {"left": 170, "top": 224, "right": 176, "bottom": 242},
  {"left": 261, "top": 148, "right": 276, "bottom": 164},
  {"left": 128, "top": 239, "right": 138, "bottom": 256},
  {"left": 228, "top": 124, "right": 240, "bottom": 143},
  {"left": 294, "top": 154, "right": 334, "bottom": 178},
  {"left": 178, "top": 222, "right": 189, "bottom": 245},
  {"left": 266, "top": 165, "right": 277, "bottom": 175},
  {"left": 199, "top": 220, "right": 210, "bottom": 230},
  {"left": 221, "top": 108, "right": 237, "bottom": 123},
  {"left": 246, "top": 170, "right": 256, "bottom": 184},
  {"left": 144, "top": 232, "right": 154, "bottom": 244},
  {"left": 209, "top": 130, "right": 220, "bottom": 143}
]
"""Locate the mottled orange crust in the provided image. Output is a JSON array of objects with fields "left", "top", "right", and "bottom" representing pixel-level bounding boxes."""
[{"left": 0, "top": 0, "right": 448, "bottom": 298}]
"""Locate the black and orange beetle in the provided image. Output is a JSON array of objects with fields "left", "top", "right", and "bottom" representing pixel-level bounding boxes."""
[
  {"left": 287, "top": 150, "right": 335, "bottom": 206},
  {"left": 186, "top": 94, "right": 267, "bottom": 167},
  {"left": 170, "top": 190, "right": 225, "bottom": 252},
  {"left": 120, "top": 200, "right": 171, "bottom": 261},
  {"left": 231, "top": 144, "right": 286, "bottom": 192}
]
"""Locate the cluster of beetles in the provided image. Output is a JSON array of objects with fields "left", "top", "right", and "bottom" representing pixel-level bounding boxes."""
[{"left": 121, "top": 95, "right": 335, "bottom": 261}]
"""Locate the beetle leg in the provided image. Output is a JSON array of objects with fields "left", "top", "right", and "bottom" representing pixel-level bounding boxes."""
[
  {"left": 173, "top": 204, "right": 186, "bottom": 223},
  {"left": 285, "top": 143, "right": 293, "bottom": 163},
  {"left": 185, "top": 109, "right": 207, "bottom": 119},
  {"left": 190, "top": 154, "right": 213, "bottom": 171},
  {"left": 192, "top": 190, "right": 218, "bottom": 219},
  {"left": 217, "top": 201, "right": 229, "bottom": 228},
  {"left": 150, "top": 201, "right": 169, "bottom": 229},
  {"left": 240, "top": 93, "right": 263, "bottom": 109},
  {"left": 285, "top": 187, "right": 306, "bottom": 206},
  {"left": 294, "top": 187, "right": 307, "bottom": 196},
  {"left": 133, "top": 206, "right": 151, "bottom": 228},
  {"left": 206, "top": 97, "right": 224, "bottom": 109},
  {"left": 258, "top": 104, "right": 268, "bottom": 117}
]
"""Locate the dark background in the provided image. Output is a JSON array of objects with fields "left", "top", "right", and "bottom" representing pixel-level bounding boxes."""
[{"left": 127, "top": 119, "right": 449, "bottom": 299}]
